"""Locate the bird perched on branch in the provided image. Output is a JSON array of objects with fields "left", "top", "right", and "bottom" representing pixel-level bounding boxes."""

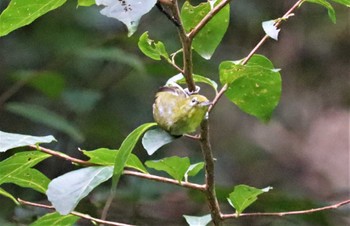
[{"left": 153, "top": 84, "right": 211, "bottom": 136}]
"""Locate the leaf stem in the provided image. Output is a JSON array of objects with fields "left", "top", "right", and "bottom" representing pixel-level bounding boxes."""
[{"left": 17, "top": 198, "right": 135, "bottom": 226}]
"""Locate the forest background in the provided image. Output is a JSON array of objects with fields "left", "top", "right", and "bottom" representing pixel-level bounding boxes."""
[{"left": 0, "top": 0, "right": 349, "bottom": 225}]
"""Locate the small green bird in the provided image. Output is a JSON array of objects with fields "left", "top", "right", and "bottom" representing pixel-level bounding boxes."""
[{"left": 153, "top": 85, "right": 211, "bottom": 136}]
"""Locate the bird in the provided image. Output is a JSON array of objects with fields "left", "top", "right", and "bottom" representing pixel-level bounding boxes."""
[{"left": 152, "top": 84, "right": 211, "bottom": 136}]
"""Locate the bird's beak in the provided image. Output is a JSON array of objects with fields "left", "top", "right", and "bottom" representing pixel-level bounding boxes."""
[{"left": 200, "top": 101, "right": 213, "bottom": 107}]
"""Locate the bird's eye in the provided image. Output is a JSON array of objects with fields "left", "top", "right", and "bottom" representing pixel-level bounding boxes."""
[{"left": 191, "top": 97, "right": 198, "bottom": 105}]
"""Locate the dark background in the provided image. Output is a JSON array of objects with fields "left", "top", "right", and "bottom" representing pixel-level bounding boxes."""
[{"left": 0, "top": 1, "right": 349, "bottom": 225}]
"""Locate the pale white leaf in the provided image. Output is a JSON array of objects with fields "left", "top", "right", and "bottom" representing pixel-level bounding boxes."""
[
  {"left": 262, "top": 20, "right": 280, "bottom": 41},
  {"left": 183, "top": 214, "right": 212, "bottom": 226},
  {"left": 142, "top": 128, "right": 176, "bottom": 155},
  {"left": 208, "top": 0, "right": 218, "bottom": 9},
  {"left": 96, "top": 0, "right": 157, "bottom": 36},
  {"left": 47, "top": 166, "right": 113, "bottom": 215},
  {"left": 0, "top": 131, "right": 56, "bottom": 152}
]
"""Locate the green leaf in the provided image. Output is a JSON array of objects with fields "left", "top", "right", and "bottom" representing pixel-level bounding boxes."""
[
  {"left": 138, "top": 32, "right": 170, "bottom": 61},
  {"left": 83, "top": 148, "right": 116, "bottom": 165},
  {"left": 0, "top": 151, "right": 51, "bottom": 193},
  {"left": 181, "top": 0, "right": 230, "bottom": 59},
  {"left": 83, "top": 148, "right": 148, "bottom": 173},
  {"left": 185, "top": 162, "right": 204, "bottom": 180},
  {"left": 0, "top": 131, "right": 56, "bottom": 152},
  {"left": 183, "top": 214, "right": 212, "bottom": 226},
  {"left": 219, "top": 54, "right": 282, "bottom": 121},
  {"left": 77, "top": 0, "right": 95, "bottom": 7},
  {"left": 113, "top": 123, "right": 156, "bottom": 183},
  {"left": 30, "top": 212, "right": 79, "bottom": 226},
  {"left": 5, "top": 102, "right": 84, "bottom": 142},
  {"left": 0, "top": 187, "right": 19, "bottom": 205},
  {"left": 227, "top": 184, "right": 273, "bottom": 216},
  {"left": 166, "top": 73, "right": 218, "bottom": 93},
  {"left": 142, "top": 128, "right": 177, "bottom": 155},
  {"left": 145, "top": 156, "right": 190, "bottom": 182},
  {"left": 0, "top": 0, "right": 67, "bottom": 37},
  {"left": 11, "top": 70, "right": 66, "bottom": 99},
  {"left": 303, "top": 0, "right": 336, "bottom": 23},
  {"left": 330, "top": 0, "right": 350, "bottom": 6},
  {"left": 126, "top": 154, "right": 148, "bottom": 174},
  {"left": 47, "top": 166, "right": 113, "bottom": 215}
]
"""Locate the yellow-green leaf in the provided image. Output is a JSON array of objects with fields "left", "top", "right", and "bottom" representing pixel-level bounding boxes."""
[
  {"left": 219, "top": 54, "right": 281, "bottom": 121},
  {"left": 227, "top": 184, "right": 272, "bottom": 216},
  {"left": 0, "top": 151, "right": 51, "bottom": 193},
  {"left": 30, "top": 212, "right": 79, "bottom": 226},
  {"left": 138, "top": 32, "right": 170, "bottom": 61},
  {"left": 113, "top": 123, "right": 156, "bottom": 183},
  {"left": 181, "top": 0, "right": 230, "bottom": 59},
  {"left": 0, "top": 0, "right": 67, "bottom": 37}
]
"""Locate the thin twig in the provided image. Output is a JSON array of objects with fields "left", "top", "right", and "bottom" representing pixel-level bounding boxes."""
[
  {"left": 210, "top": 0, "right": 304, "bottom": 111},
  {"left": 208, "top": 83, "right": 227, "bottom": 113},
  {"left": 221, "top": 199, "right": 350, "bottom": 219},
  {"left": 30, "top": 145, "right": 206, "bottom": 191},
  {"left": 100, "top": 188, "right": 116, "bottom": 222},
  {"left": 168, "top": 48, "right": 184, "bottom": 73},
  {"left": 29, "top": 145, "right": 96, "bottom": 166},
  {"left": 17, "top": 199, "right": 135, "bottom": 226},
  {"left": 124, "top": 170, "right": 206, "bottom": 191},
  {"left": 241, "top": 0, "right": 303, "bottom": 65},
  {"left": 166, "top": 58, "right": 184, "bottom": 74},
  {"left": 188, "top": 0, "right": 231, "bottom": 39}
]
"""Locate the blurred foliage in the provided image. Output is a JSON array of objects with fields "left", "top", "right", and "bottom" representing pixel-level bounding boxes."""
[{"left": 0, "top": 0, "right": 349, "bottom": 225}]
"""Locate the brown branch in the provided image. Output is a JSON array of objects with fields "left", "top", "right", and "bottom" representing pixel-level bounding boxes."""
[
  {"left": 221, "top": 199, "right": 350, "bottom": 219},
  {"left": 199, "top": 119, "right": 222, "bottom": 225},
  {"left": 168, "top": 0, "right": 196, "bottom": 92},
  {"left": 188, "top": 0, "right": 231, "bottom": 39},
  {"left": 241, "top": 0, "right": 303, "bottom": 65},
  {"left": 124, "top": 170, "right": 206, "bottom": 191},
  {"left": 29, "top": 145, "right": 96, "bottom": 166},
  {"left": 210, "top": 0, "right": 304, "bottom": 112},
  {"left": 208, "top": 83, "right": 227, "bottom": 113},
  {"left": 30, "top": 145, "right": 205, "bottom": 191},
  {"left": 17, "top": 198, "right": 135, "bottom": 226}
]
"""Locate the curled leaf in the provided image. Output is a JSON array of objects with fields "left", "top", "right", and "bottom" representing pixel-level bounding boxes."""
[
  {"left": 96, "top": 0, "right": 157, "bottom": 36},
  {"left": 166, "top": 73, "right": 218, "bottom": 93},
  {"left": 183, "top": 214, "right": 212, "bottom": 226},
  {"left": 138, "top": 32, "right": 169, "bottom": 61},
  {"left": 142, "top": 128, "right": 177, "bottom": 155},
  {"left": 262, "top": 20, "right": 280, "bottom": 40}
]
